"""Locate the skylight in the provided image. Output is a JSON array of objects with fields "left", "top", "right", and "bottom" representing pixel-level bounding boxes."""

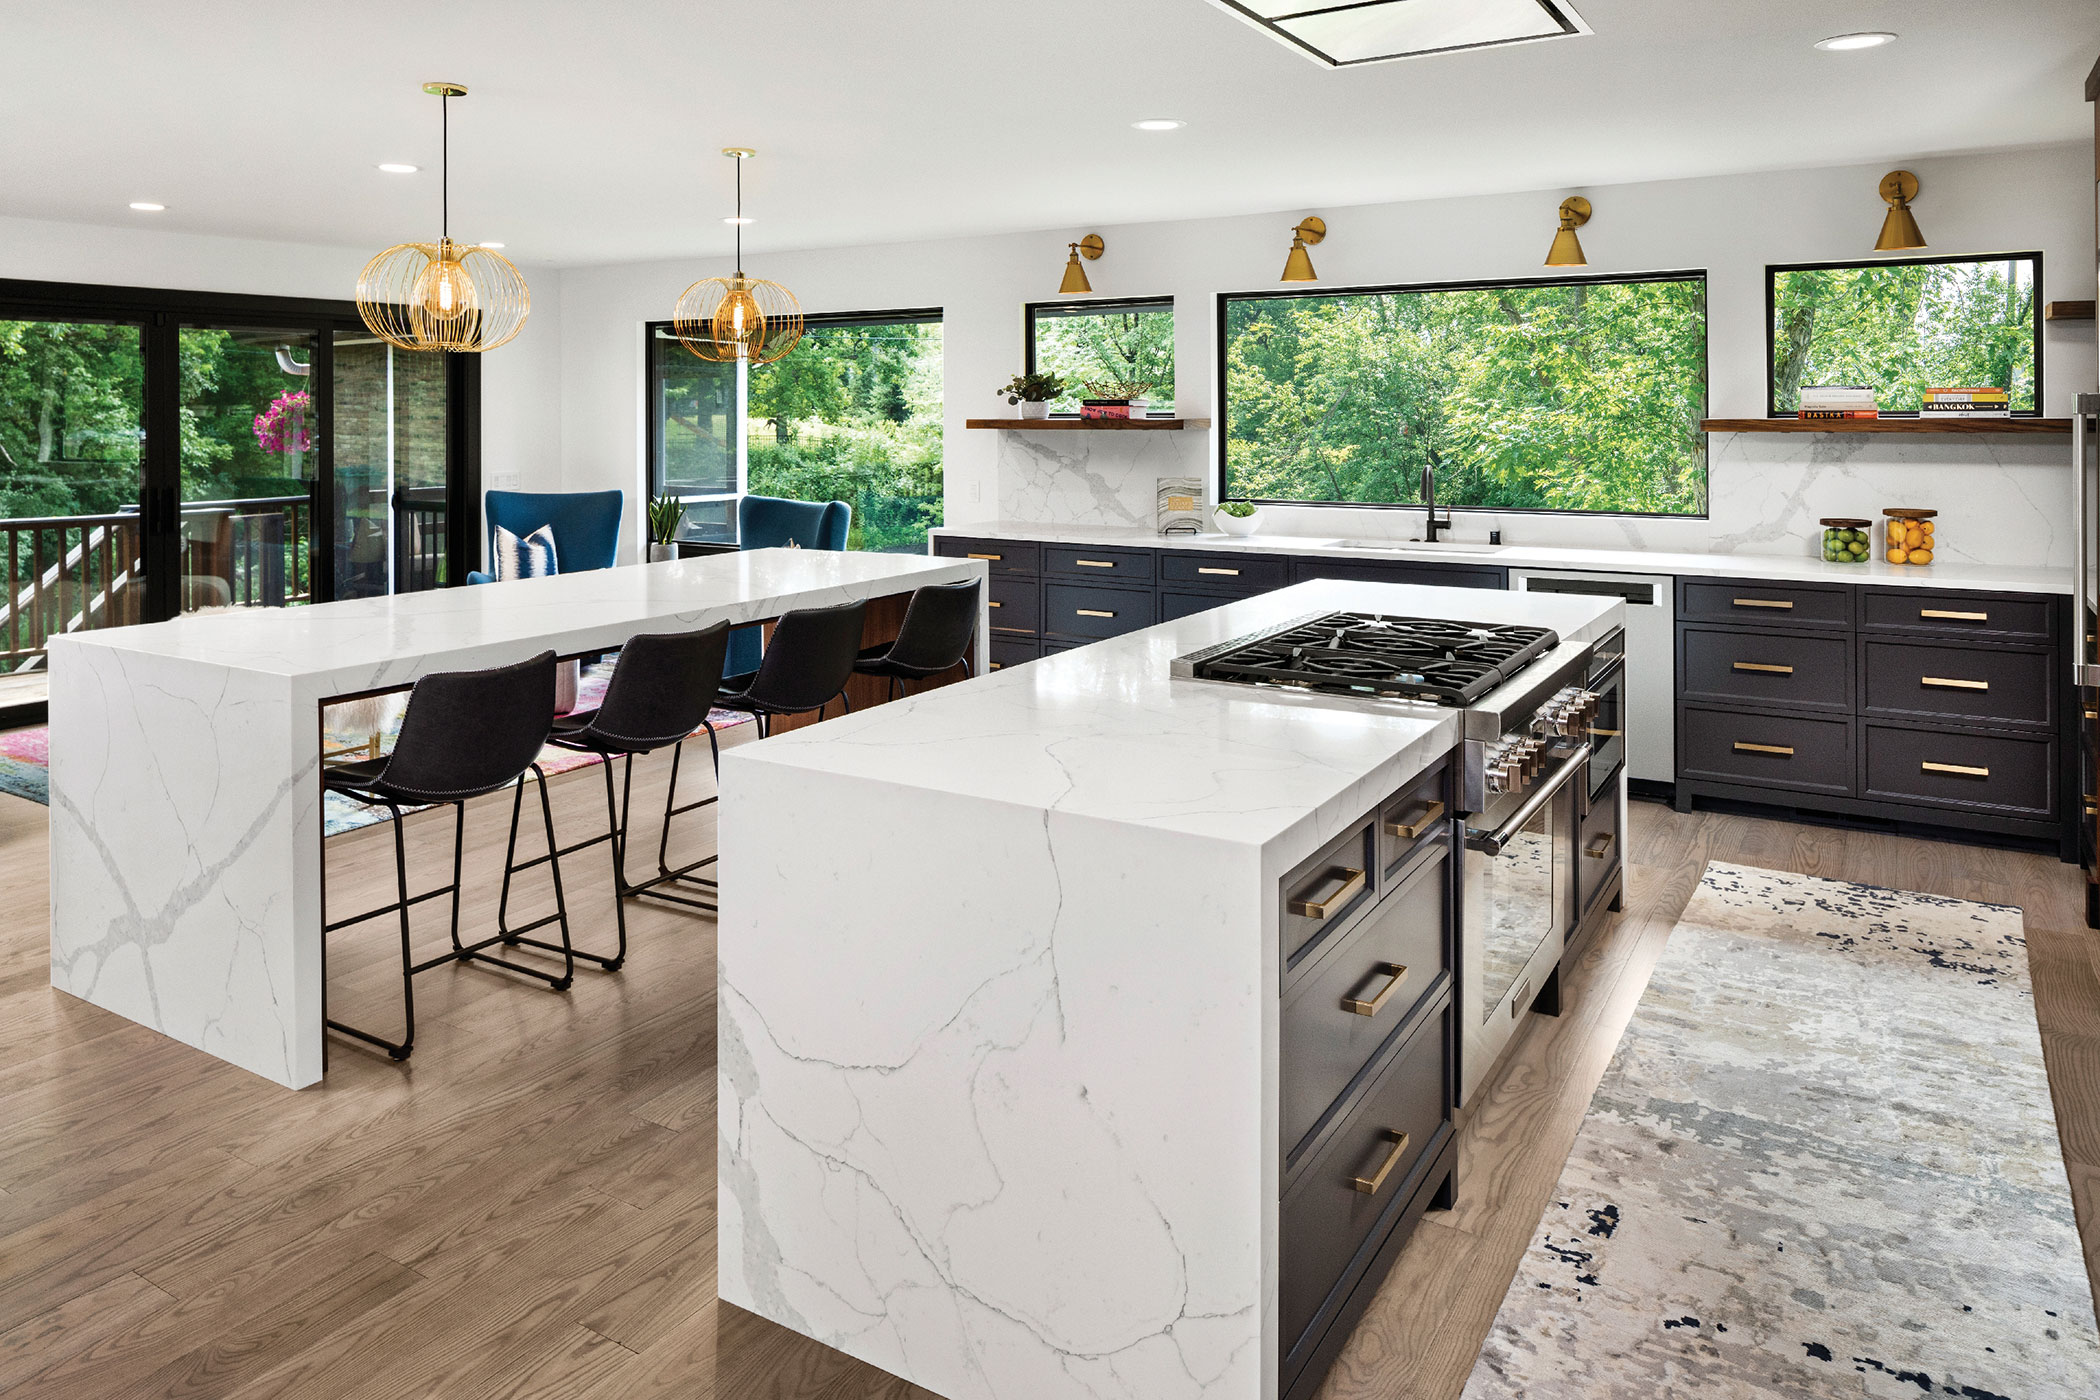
[{"left": 1206, "top": 0, "right": 1590, "bottom": 68}]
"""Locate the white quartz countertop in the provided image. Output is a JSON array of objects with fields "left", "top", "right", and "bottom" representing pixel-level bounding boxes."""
[
  {"left": 728, "top": 578, "right": 1620, "bottom": 851},
  {"left": 50, "top": 549, "right": 982, "bottom": 697},
  {"left": 931, "top": 521, "right": 2071, "bottom": 595}
]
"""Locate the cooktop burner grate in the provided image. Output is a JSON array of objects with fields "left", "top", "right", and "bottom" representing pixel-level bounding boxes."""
[{"left": 1189, "top": 611, "right": 1559, "bottom": 706}]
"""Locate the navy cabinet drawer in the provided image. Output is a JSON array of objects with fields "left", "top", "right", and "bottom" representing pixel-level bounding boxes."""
[
  {"left": 1862, "top": 724, "right": 2055, "bottom": 818},
  {"left": 1860, "top": 588, "right": 2056, "bottom": 643},
  {"left": 1159, "top": 551, "right": 1291, "bottom": 591},
  {"left": 1576, "top": 779, "right": 1621, "bottom": 922},
  {"left": 934, "top": 536, "right": 1039, "bottom": 575},
  {"left": 1294, "top": 557, "right": 1505, "bottom": 590},
  {"left": 987, "top": 636, "right": 1039, "bottom": 672},
  {"left": 1679, "top": 626, "right": 1851, "bottom": 713},
  {"left": 1861, "top": 639, "right": 2053, "bottom": 730},
  {"left": 1043, "top": 581, "right": 1154, "bottom": 640},
  {"left": 986, "top": 574, "right": 1039, "bottom": 635},
  {"left": 1282, "top": 845, "right": 1449, "bottom": 1160},
  {"left": 1162, "top": 588, "right": 1247, "bottom": 623},
  {"left": 1678, "top": 704, "right": 1854, "bottom": 797},
  {"left": 1282, "top": 817, "right": 1377, "bottom": 966},
  {"left": 1678, "top": 578, "right": 1851, "bottom": 630},
  {"left": 1043, "top": 545, "right": 1155, "bottom": 582},
  {"left": 1377, "top": 759, "right": 1450, "bottom": 878}
]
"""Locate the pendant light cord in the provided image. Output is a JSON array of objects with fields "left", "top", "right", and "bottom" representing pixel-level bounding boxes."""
[
  {"left": 441, "top": 92, "right": 450, "bottom": 242},
  {"left": 734, "top": 155, "right": 743, "bottom": 275}
]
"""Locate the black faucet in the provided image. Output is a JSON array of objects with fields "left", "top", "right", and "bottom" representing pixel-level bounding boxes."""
[{"left": 1421, "top": 464, "right": 1451, "bottom": 543}]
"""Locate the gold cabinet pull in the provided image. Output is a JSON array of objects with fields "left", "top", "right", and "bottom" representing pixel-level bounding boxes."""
[
  {"left": 1352, "top": 1130, "right": 1411, "bottom": 1195},
  {"left": 1921, "top": 676, "right": 1988, "bottom": 690},
  {"left": 1197, "top": 566, "right": 1240, "bottom": 576},
  {"left": 1288, "top": 866, "right": 1365, "bottom": 919},
  {"left": 1383, "top": 799, "right": 1446, "bottom": 839},
  {"left": 967, "top": 552, "right": 1001, "bottom": 561},
  {"left": 1075, "top": 559, "right": 1115, "bottom": 568},
  {"left": 1732, "top": 597, "right": 1794, "bottom": 609},
  {"left": 987, "top": 599, "right": 1002, "bottom": 607},
  {"left": 1589, "top": 728, "right": 1624, "bottom": 737},
  {"left": 1076, "top": 608, "right": 1115, "bottom": 619},
  {"left": 1922, "top": 761, "right": 1989, "bottom": 778},
  {"left": 1733, "top": 741, "right": 1795, "bottom": 756},
  {"left": 1920, "top": 609, "right": 1987, "bottom": 621},
  {"left": 988, "top": 662, "right": 1003, "bottom": 670},
  {"left": 1341, "top": 963, "right": 1410, "bottom": 1017},
  {"left": 1733, "top": 661, "right": 1794, "bottom": 674},
  {"left": 1584, "top": 833, "right": 1617, "bottom": 859}
]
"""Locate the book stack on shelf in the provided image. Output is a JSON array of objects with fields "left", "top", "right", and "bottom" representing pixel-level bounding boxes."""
[
  {"left": 1796, "top": 385, "right": 1878, "bottom": 420},
  {"left": 1921, "top": 386, "right": 2011, "bottom": 418}
]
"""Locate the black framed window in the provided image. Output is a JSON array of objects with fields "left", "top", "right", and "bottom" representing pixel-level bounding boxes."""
[
  {"left": 1221, "top": 271, "right": 1708, "bottom": 517},
  {"left": 1025, "top": 297, "right": 1174, "bottom": 415},
  {"left": 645, "top": 322, "right": 741, "bottom": 543},
  {"left": 1766, "top": 252, "right": 2042, "bottom": 416}
]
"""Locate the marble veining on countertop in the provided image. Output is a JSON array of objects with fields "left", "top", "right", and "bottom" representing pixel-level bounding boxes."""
[{"left": 932, "top": 521, "right": 2073, "bottom": 595}]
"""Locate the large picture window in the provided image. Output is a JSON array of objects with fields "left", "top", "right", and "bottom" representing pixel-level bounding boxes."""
[
  {"left": 1767, "top": 252, "right": 2040, "bottom": 416},
  {"left": 647, "top": 324, "right": 741, "bottom": 543},
  {"left": 1026, "top": 298, "right": 1174, "bottom": 416},
  {"left": 1222, "top": 273, "right": 1709, "bottom": 517}
]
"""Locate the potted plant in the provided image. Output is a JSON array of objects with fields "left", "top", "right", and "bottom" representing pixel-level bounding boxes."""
[
  {"left": 999, "top": 372, "right": 1066, "bottom": 420},
  {"left": 1214, "top": 500, "right": 1263, "bottom": 536},
  {"left": 646, "top": 494, "right": 684, "bottom": 563}
]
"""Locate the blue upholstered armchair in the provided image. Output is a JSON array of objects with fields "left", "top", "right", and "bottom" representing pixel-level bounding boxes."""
[
  {"left": 728, "top": 494, "right": 853, "bottom": 675},
  {"left": 465, "top": 490, "right": 626, "bottom": 585}
]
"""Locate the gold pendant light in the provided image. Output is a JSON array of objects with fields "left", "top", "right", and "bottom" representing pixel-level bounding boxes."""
[
  {"left": 357, "top": 83, "right": 530, "bottom": 353},
  {"left": 1544, "top": 197, "right": 1591, "bottom": 267},
  {"left": 1281, "top": 217, "right": 1325, "bottom": 282},
  {"left": 675, "top": 149, "right": 804, "bottom": 364},
  {"left": 1873, "top": 170, "right": 1926, "bottom": 252}
]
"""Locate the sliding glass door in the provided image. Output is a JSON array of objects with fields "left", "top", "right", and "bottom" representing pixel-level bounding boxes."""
[{"left": 332, "top": 331, "right": 452, "bottom": 597}]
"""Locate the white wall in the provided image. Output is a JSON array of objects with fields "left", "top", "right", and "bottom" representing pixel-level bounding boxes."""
[
  {"left": 0, "top": 212, "right": 565, "bottom": 509},
  {"left": 553, "top": 143, "right": 2097, "bottom": 569}
]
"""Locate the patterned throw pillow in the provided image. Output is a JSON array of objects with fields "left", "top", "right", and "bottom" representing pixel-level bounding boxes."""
[{"left": 492, "top": 524, "right": 560, "bottom": 580}]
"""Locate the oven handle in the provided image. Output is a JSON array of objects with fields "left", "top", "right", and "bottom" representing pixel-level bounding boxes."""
[{"left": 1465, "top": 743, "right": 1591, "bottom": 856}]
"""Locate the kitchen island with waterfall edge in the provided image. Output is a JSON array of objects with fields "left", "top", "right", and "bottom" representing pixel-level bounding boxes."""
[{"left": 717, "top": 578, "right": 1623, "bottom": 1400}]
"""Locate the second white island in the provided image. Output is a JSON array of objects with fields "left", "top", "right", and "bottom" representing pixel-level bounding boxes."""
[{"left": 717, "top": 578, "right": 1622, "bottom": 1400}]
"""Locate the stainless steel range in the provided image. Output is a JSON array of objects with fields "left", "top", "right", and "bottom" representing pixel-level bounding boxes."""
[{"left": 1174, "top": 610, "right": 1618, "bottom": 1103}]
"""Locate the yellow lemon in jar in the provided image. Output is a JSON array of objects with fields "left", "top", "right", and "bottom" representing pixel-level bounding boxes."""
[
  {"left": 1905, "top": 526, "right": 1923, "bottom": 548},
  {"left": 1910, "top": 548, "right": 1933, "bottom": 564},
  {"left": 1887, "top": 547, "right": 1909, "bottom": 564},
  {"left": 1920, "top": 520, "right": 1934, "bottom": 535}
]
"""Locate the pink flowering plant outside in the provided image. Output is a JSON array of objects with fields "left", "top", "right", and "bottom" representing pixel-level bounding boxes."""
[{"left": 253, "top": 389, "right": 313, "bottom": 453}]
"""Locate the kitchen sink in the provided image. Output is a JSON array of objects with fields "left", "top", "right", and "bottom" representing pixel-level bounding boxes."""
[{"left": 1329, "top": 537, "right": 1502, "bottom": 552}]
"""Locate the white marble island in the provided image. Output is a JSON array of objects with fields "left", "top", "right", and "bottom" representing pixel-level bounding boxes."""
[
  {"left": 48, "top": 548, "right": 986, "bottom": 1089},
  {"left": 717, "top": 579, "right": 1622, "bottom": 1400}
]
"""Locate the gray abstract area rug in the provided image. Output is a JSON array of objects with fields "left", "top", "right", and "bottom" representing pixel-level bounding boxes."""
[{"left": 1464, "top": 860, "right": 2100, "bottom": 1399}]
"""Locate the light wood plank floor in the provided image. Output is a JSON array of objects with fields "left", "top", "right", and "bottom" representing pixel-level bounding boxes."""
[{"left": 1, "top": 743, "right": 2095, "bottom": 1399}]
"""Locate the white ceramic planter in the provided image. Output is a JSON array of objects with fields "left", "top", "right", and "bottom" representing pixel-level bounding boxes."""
[
  {"left": 1214, "top": 508, "right": 1262, "bottom": 537},
  {"left": 648, "top": 543, "right": 677, "bottom": 563},
  {"left": 1017, "top": 400, "right": 1051, "bottom": 420}
]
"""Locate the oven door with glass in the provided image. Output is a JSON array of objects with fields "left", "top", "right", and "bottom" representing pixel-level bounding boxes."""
[{"left": 1459, "top": 742, "right": 1586, "bottom": 1104}]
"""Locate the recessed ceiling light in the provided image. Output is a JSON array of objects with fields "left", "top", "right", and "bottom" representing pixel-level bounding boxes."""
[
  {"left": 477, "top": 241, "right": 505, "bottom": 249},
  {"left": 723, "top": 216, "right": 755, "bottom": 226},
  {"left": 128, "top": 201, "right": 165, "bottom": 212},
  {"left": 1815, "top": 32, "right": 1896, "bottom": 51},
  {"left": 377, "top": 162, "right": 419, "bottom": 174},
  {"left": 1132, "top": 119, "right": 1185, "bottom": 131}
]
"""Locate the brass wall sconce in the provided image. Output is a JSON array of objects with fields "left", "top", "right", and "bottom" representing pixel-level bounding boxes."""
[
  {"left": 1874, "top": 170, "right": 1925, "bottom": 252},
  {"left": 1282, "top": 217, "right": 1325, "bottom": 282},
  {"left": 1059, "top": 234, "right": 1105, "bottom": 294},
  {"left": 1544, "top": 197, "right": 1591, "bottom": 267}
]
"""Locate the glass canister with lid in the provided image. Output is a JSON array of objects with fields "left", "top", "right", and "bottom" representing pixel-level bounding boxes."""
[
  {"left": 1883, "top": 508, "right": 1937, "bottom": 566},
  {"left": 1820, "top": 517, "right": 1873, "bottom": 564}
]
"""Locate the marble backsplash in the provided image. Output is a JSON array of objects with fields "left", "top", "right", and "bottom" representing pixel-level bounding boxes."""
[{"left": 992, "top": 427, "right": 2075, "bottom": 569}]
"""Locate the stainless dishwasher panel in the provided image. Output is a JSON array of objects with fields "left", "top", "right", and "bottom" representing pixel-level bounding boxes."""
[{"left": 1509, "top": 569, "right": 1674, "bottom": 784}]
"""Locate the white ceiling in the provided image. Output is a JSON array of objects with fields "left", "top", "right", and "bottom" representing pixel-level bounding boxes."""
[{"left": 1, "top": 0, "right": 2095, "bottom": 269}]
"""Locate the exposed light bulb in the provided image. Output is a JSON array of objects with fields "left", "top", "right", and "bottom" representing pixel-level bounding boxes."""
[{"left": 414, "top": 255, "right": 472, "bottom": 324}]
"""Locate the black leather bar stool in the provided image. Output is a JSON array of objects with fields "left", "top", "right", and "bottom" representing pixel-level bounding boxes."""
[
  {"left": 715, "top": 599, "right": 868, "bottom": 737},
  {"left": 853, "top": 581, "right": 979, "bottom": 699},
  {"left": 322, "top": 649, "right": 573, "bottom": 1062},
  {"left": 517, "top": 620, "right": 732, "bottom": 952}
]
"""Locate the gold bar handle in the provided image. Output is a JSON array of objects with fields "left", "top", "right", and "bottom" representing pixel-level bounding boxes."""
[
  {"left": 1732, "top": 597, "right": 1794, "bottom": 609},
  {"left": 1076, "top": 559, "right": 1115, "bottom": 568},
  {"left": 1733, "top": 741, "right": 1795, "bottom": 756},
  {"left": 1076, "top": 608, "right": 1115, "bottom": 619},
  {"left": 988, "top": 662, "right": 1002, "bottom": 671},
  {"left": 1197, "top": 566, "right": 1240, "bottom": 576},
  {"left": 1352, "top": 1130, "right": 1411, "bottom": 1195},
  {"left": 1288, "top": 866, "right": 1365, "bottom": 919},
  {"left": 987, "top": 599, "right": 1002, "bottom": 608},
  {"left": 1733, "top": 661, "right": 1794, "bottom": 674},
  {"left": 1922, "top": 761, "right": 1989, "bottom": 778},
  {"left": 1589, "top": 728, "right": 1624, "bottom": 737},
  {"left": 1341, "top": 963, "right": 1410, "bottom": 1017},
  {"left": 967, "top": 552, "right": 1002, "bottom": 561},
  {"left": 1584, "top": 833, "right": 1616, "bottom": 859},
  {"left": 1920, "top": 609, "right": 1987, "bottom": 621},
  {"left": 1921, "top": 676, "right": 1988, "bottom": 690},
  {"left": 1382, "top": 799, "right": 1446, "bottom": 839}
]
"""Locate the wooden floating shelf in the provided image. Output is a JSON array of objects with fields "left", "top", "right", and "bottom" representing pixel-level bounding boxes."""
[
  {"left": 2043, "top": 300, "right": 2095, "bottom": 322},
  {"left": 1701, "top": 417, "right": 2071, "bottom": 435},
  {"left": 964, "top": 417, "right": 1211, "bottom": 431}
]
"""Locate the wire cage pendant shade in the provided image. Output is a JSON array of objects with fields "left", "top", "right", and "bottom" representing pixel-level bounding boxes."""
[
  {"left": 675, "top": 149, "right": 804, "bottom": 364},
  {"left": 357, "top": 82, "right": 530, "bottom": 354}
]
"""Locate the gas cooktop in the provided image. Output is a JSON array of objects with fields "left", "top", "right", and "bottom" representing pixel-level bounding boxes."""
[{"left": 1174, "top": 611, "right": 1560, "bottom": 707}]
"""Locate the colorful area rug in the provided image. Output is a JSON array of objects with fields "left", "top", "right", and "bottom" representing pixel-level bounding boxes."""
[
  {"left": 1465, "top": 861, "right": 2100, "bottom": 1399},
  {"left": 0, "top": 659, "right": 752, "bottom": 836}
]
